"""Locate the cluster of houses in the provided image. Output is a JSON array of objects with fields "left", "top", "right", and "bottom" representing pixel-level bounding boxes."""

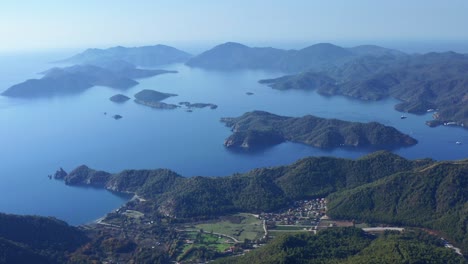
[{"left": 258, "top": 198, "right": 327, "bottom": 226}]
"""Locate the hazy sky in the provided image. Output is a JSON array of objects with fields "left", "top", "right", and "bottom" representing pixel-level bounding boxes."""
[{"left": 1, "top": 0, "right": 468, "bottom": 52}]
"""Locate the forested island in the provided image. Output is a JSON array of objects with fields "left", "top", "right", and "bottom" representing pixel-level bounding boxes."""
[
  {"left": 220, "top": 111, "right": 417, "bottom": 149},
  {"left": 109, "top": 94, "right": 130, "bottom": 103},
  {"left": 133, "top": 89, "right": 179, "bottom": 109}
]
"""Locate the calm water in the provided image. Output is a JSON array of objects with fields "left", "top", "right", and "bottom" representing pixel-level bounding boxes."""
[{"left": 0, "top": 51, "right": 466, "bottom": 225}]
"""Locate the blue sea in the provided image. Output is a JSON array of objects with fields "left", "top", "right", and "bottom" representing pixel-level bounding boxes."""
[{"left": 0, "top": 50, "right": 466, "bottom": 225}]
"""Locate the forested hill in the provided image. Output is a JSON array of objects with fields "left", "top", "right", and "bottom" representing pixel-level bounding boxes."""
[
  {"left": 213, "top": 227, "right": 466, "bottom": 264},
  {"left": 0, "top": 213, "right": 88, "bottom": 264},
  {"left": 54, "top": 152, "right": 468, "bottom": 253},
  {"left": 56, "top": 151, "right": 431, "bottom": 218},
  {"left": 327, "top": 159, "right": 468, "bottom": 252}
]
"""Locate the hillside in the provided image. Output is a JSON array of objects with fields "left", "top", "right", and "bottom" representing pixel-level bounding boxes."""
[
  {"left": 54, "top": 152, "right": 468, "bottom": 256},
  {"left": 0, "top": 213, "right": 88, "bottom": 263},
  {"left": 260, "top": 52, "right": 468, "bottom": 127},
  {"left": 186, "top": 42, "right": 405, "bottom": 72},
  {"left": 55, "top": 151, "right": 430, "bottom": 218},
  {"left": 214, "top": 228, "right": 466, "bottom": 264},
  {"left": 60, "top": 44, "right": 192, "bottom": 67},
  {"left": 327, "top": 159, "right": 468, "bottom": 252},
  {"left": 220, "top": 111, "right": 417, "bottom": 149}
]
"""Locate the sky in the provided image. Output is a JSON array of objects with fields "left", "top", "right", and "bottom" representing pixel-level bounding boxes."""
[{"left": 1, "top": 0, "right": 468, "bottom": 53}]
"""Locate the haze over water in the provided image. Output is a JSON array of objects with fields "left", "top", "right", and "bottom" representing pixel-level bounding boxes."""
[{"left": 0, "top": 48, "right": 466, "bottom": 225}]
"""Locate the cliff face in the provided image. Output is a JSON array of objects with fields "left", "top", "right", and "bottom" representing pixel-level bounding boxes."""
[
  {"left": 54, "top": 165, "right": 111, "bottom": 187},
  {"left": 221, "top": 111, "right": 417, "bottom": 150},
  {"left": 223, "top": 130, "right": 284, "bottom": 149}
]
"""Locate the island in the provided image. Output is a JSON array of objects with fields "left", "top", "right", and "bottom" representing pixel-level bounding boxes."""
[
  {"left": 220, "top": 111, "right": 417, "bottom": 149},
  {"left": 133, "top": 89, "right": 179, "bottom": 109},
  {"left": 58, "top": 44, "right": 192, "bottom": 67},
  {"left": 109, "top": 94, "right": 130, "bottom": 103},
  {"left": 179, "top": 101, "right": 218, "bottom": 109},
  {"left": 2, "top": 63, "right": 177, "bottom": 98}
]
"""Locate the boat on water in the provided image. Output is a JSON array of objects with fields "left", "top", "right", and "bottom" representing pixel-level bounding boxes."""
[
  {"left": 455, "top": 141, "right": 462, "bottom": 145},
  {"left": 400, "top": 115, "right": 407, "bottom": 119}
]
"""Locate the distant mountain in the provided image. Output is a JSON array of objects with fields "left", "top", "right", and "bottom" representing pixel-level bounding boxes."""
[
  {"left": 186, "top": 42, "right": 286, "bottom": 71},
  {"left": 186, "top": 42, "right": 406, "bottom": 72},
  {"left": 221, "top": 111, "right": 417, "bottom": 149},
  {"left": 2, "top": 63, "right": 176, "bottom": 98},
  {"left": 0, "top": 213, "right": 88, "bottom": 264},
  {"left": 60, "top": 44, "right": 192, "bottom": 67},
  {"left": 260, "top": 52, "right": 468, "bottom": 127},
  {"left": 349, "top": 44, "right": 407, "bottom": 57}
]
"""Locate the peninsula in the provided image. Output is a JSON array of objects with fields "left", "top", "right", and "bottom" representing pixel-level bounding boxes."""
[
  {"left": 52, "top": 152, "right": 468, "bottom": 261},
  {"left": 220, "top": 111, "right": 417, "bottom": 149},
  {"left": 2, "top": 63, "right": 176, "bottom": 98},
  {"left": 259, "top": 52, "right": 468, "bottom": 128}
]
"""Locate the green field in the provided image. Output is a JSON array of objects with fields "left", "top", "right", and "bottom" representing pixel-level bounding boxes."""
[
  {"left": 176, "top": 232, "right": 233, "bottom": 262},
  {"left": 194, "top": 213, "right": 264, "bottom": 241}
]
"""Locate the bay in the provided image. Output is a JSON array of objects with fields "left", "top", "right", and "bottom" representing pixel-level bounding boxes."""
[{"left": 0, "top": 51, "right": 466, "bottom": 225}]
